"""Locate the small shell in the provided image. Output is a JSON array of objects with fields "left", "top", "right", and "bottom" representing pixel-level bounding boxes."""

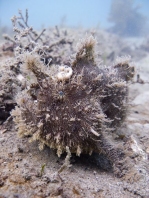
[
  {"left": 57, "top": 65, "right": 73, "bottom": 81},
  {"left": 17, "top": 74, "right": 24, "bottom": 81}
]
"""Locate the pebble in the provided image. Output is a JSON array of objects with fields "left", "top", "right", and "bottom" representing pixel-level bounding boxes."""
[
  {"left": 0, "top": 138, "right": 5, "bottom": 143},
  {"left": 24, "top": 175, "right": 31, "bottom": 181},
  {"left": 17, "top": 147, "right": 24, "bottom": 153},
  {"left": 0, "top": 180, "right": 4, "bottom": 187},
  {"left": 146, "top": 147, "right": 149, "bottom": 154},
  {"left": 93, "top": 171, "right": 97, "bottom": 175},
  {"left": 9, "top": 175, "right": 25, "bottom": 184},
  {"left": 0, "top": 129, "right": 7, "bottom": 134}
]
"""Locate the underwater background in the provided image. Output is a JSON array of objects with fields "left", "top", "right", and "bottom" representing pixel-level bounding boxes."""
[{"left": 0, "top": 1, "right": 149, "bottom": 197}]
